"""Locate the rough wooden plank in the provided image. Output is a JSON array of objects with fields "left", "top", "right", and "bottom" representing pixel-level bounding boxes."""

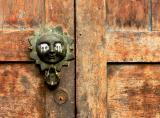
[
  {"left": 0, "top": 64, "right": 45, "bottom": 117},
  {"left": 107, "top": 64, "right": 160, "bottom": 118},
  {"left": 0, "top": 0, "right": 45, "bottom": 29},
  {"left": 152, "top": 0, "right": 160, "bottom": 30},
  {"left": 76, "top": 0, "right": 107, "bottom": 117},
  {"left": 45, "top": 0, "right": 75, "bottom": 117},
  {"left": 0, "top": 30, "right": 34, "bottom": 61},
  {"left": 106, "top": 0, "right": 149, "bottom": 31},
  {"left": 106, "top": 31, "right": 160, "bottom": 62},
  {"left": 0, "top": 0, "right": 3, "bottom": 27},
  {"left": 0, "top": 0, "right": 45, "bottom": 61},
  {"left": 45, "top": 0, "right": 74, "bottom": 36}
]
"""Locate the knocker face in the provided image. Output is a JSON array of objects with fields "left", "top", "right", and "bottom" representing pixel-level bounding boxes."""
[
  {"left": 36, "top": 34, "right": 67, "bottom": 64},
  {"left": 29, "top": 26, "right": 74, "bottom": 88}
]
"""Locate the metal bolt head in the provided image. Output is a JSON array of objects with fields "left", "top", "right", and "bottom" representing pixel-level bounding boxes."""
[{"left": 54, "top": 89, "right": 68, "bottom": 104}]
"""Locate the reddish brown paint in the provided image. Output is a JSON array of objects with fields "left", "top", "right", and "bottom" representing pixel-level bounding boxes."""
[
  {"left": 1, "top": 0, "right": 45, "bottom": 28},
  {"left": 0, "top": 0, "right": 75, "bottom": 117},
  {"left": 0, "top": 30, "right": 33, "bottom": 61},
  {"left": 76, "top": 0, "right": 107, "bottom": 117},
  {"left": 152, "top": 0, "right": 160, "bottom": 30},
  {"left": 1, "top": 0, "right": 160, "bottom": 117},
  {"left": 0, "top": 64, "right": 45, "bottom": 118},
  {"left": 105, "top": 31, "right": 160, "bottom": 62},
  {"left": 45, "top": 0, "right": 74, "bottom": 36},
  {"left": 106, "top": 0, "right": 149, "bottom": 30},
  {"left": 107, "top": 65, "right": 160, "bottom": 118}
]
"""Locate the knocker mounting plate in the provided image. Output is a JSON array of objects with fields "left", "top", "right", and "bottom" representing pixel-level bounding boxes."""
[{"left": 29, "top": 26, "right": 74, "bottom": 89}]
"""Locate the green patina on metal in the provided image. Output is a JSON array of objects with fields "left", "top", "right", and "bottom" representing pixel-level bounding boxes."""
[{"left": 29, "top": 26, "right": 74, "bottom": 88}]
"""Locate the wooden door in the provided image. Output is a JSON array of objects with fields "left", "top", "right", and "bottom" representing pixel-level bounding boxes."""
[
  {"left": 0, "top": 0, "right": 75, "bottom": 118},
  {"left": 76, "top": 0, "right": 160, "bottom": 118},
  {"left": 1, "top": 0, "right": 160, "bottom": 118}
]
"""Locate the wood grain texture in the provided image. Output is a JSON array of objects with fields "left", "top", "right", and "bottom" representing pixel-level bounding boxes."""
[
  {"left": 0, "top": 0, "right": 44, "bottom": 29},
  {"left": 45, "top": 0, "right": 75, "bottom": 118},
  {"left": 107, "top": 64, "right": 160, "bottom": 118},
  {"left": 0, "top": 0, "right": 45, "bottom": 61},
  {"left": 0, "top": 0, "right": 3, "bottom": 27},
  {"left": 0, "top": 64, "right": 45, "bottom": 118},
  {"left": 0, "top": 30, "right": 33, "bottom": 61},
  {"left": 105, "top": 31, "right": 160, "bottom": 62},
  {"left": 76, "top": 0, "right": 107, "bottom": 117},
  {"left": 106, "top": 0, "right": 149, "bottom": 31},
  {"left": 0, "top": 0, "right": 75, "bottom": 62},
  {"left": 0, "top": 0, "right": 75, "bottom": 117},
  {"left": 152, "top": 0, "right": 160, "bottom": 30},
  {"left": 45, "top": 0, "right": 74, "bottom": 36}
]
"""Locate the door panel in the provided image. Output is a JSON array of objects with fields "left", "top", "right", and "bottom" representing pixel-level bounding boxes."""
[
  {"left": 45, "top": 0, "right": 74, "bottom": 35},
  {"left": 0, "top": 30, "right": 33, "bottom": 61},
  {"left": 1, "top": 0, "right": 44, "bottom": 28},
  {"left": 76, "top": 0, "right": 107, "bottom": 117},
  {"left": 0, "top": 0, "right": 75, "bottom": 117},
  {"left": 106, "top": 32, "right": 160, "bottom": 62},
  {"left": 107, "top": 64, "right": 160, "bottom": 118},
  {"left": 105, "top": 0, "right": 160, "bottom": 118},
  {"left": 76, "top": 0, "right": 160, "bottom": 117},
  {"left": 152, "top": 0, "right": 160, "bottom": 30},
  {"left": 0, "top": 64, "right": 45, "bottom": 117},
  {"left": 106, "top": 0, "right": 160, "bottom": 31},
  {"left": 106, "top": 0, "right": 149, "bottom": 30}
]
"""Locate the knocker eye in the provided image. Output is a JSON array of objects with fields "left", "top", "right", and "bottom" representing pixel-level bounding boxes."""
[
  {"left": 55, "top": 42, "right": 62, "bottom": 53},
  {"left": 40, "top": 43, "right": 49, "bottom": 53}
]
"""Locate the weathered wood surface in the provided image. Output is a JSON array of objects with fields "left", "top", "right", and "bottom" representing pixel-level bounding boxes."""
[
  {"left": 106, "top": 1, "right": 160, "bottom": 118},
  {"left": 106, "top": 0, "right": 149, "bottom": 31},
  {"left": 0, "top": 64, "right": 45, "bottom": 118},
  {"left": 152, "top": 0, "right": 160, "bottom": 30},
  {"left": 0, "top": 0, "right": 75, "bottom": 62},
  {"left": 0, "top": 0, "right": 45, "bottom": 29},
  {"left": 106, "top": 0, "right": 160, "bottom": 31},
  {"left": 107, "top": 64, "right": 160, "bottom": 118},
  {"left": 76, "top": 0, "right": 107, "bottom": 117},
  {"left": 106, "top": 31, "right": 160, "bottom": 62},
  {"left": 45, "top": 0, "right": 74, "bottom": 36},
  {"left": 0, "top": 0, "right": 75, "bottom": 117},
  {"left": 0, "top": 0, "right": 45, "bottom": 61},
  {"left": 0, "top": 30, "right": 33, "bottom": 61}
]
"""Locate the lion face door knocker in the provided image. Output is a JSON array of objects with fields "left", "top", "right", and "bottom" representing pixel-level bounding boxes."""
[{"left": 29, "top": 26, "right": 74, "bottom": 89}]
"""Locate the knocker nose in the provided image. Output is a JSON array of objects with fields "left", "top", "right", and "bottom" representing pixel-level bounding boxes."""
[{"left": 50, "top": 44, "right": 55, "bottom": 53}]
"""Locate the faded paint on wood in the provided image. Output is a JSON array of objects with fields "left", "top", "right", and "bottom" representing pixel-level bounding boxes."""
[
  {"left": 107, "top": 64, "right": 160, "bottom": 118},
  {"left": 0, "top": 0, "right": 75, "bottom": 62},
  {"left": 106, "top": 0, "right": 149, "bottom": 31},
  {"left": 0, "top": 0, "right": 75, "bottom": 117},
  {"left": 0, "top": 64, "right": 45, "bottom": 117},
  {"left": 152, "top": 0, "right": 160, "bottom": 30},
  {"left": 45, "top": 0, "right": 74, "bottom": 36},
  {"left": 105, "top": 31, "right": 160, "bottom": 62},
  {"left": 0, "top": 0, "right": 45, "bottom": 29},
  {"left": 0, "top": 30, "right": 33, "bottom": 61},
  {"left": 0, "top": 0, "right": 45, "bottom": 62},
  {"left": 76, "top": 0, "right": 107, "bottom": 117}
]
